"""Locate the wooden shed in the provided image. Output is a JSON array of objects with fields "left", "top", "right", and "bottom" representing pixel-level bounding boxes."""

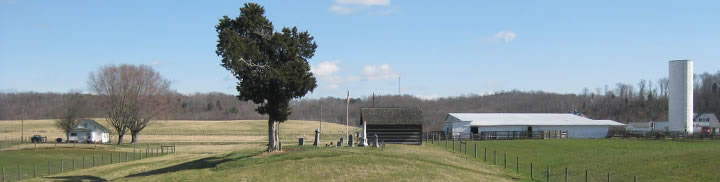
[{"left": 361, "top": 107, "right": 424, "bottom": 145}]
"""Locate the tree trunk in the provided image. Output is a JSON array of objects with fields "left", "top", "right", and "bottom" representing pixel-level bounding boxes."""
[
  {"left": 267, "top": 119, "right": 278, "bottom": 152},
  {"left": 117, "top": 134, "right": 124, "bottom": 145},
  {"left": 66, "top": 132, "right": 70, "bottom": 143},
  {"left": 131, "top": 132, "right": 139, "bottom": 144}
]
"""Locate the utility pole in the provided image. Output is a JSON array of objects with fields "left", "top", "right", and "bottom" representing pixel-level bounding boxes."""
[
  {"left": 320, "top": 102, "right": 322, "bottom": 133},
  {"left": 21, "top": 106, "right": 25, "bottom": 143}
]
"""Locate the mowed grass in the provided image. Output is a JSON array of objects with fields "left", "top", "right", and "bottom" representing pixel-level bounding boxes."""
[
  {"left": 26, "top": 144, "right": 520, "bottom": 182},
  {"left": 0, "top": 148, "right": 163, "bottom": 181},
  {"left": 432, "top": 139, "right": 720, "bottom": 182},
  {"left": 0, "top": 119, "right": 357, "bottom": 144}
]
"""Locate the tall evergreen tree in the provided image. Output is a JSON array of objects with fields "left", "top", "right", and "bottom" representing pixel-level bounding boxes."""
[{"left": 215, "top": 3, "right": 317, "bottom": 152}]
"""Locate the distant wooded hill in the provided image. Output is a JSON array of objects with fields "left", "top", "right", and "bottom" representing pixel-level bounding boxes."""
[{"left": 1, "top": 71, "right": 719, "bottom": 131}]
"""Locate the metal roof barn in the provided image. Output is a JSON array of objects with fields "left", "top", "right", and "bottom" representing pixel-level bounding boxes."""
[{"left": 443, "top": 113, "right": 625, "bottom": 139}]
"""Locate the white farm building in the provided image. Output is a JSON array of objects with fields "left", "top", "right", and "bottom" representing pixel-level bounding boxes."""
[
  {"left": 68, "top": 119, "right": 111, "bottom": 143},
  {"left": 443, "top": 113, "right": 625, "bottom": 139}
]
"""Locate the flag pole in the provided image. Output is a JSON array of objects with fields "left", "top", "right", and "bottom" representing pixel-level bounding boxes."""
[{"left": 346, "top": 89, "right": 350, "bottom": 140}]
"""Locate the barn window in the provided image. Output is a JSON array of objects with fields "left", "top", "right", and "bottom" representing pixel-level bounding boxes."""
[{"left": 70, "top": 133, "right": 77, "bottom": 136}]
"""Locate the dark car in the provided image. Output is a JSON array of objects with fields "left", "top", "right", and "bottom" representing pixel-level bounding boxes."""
[{"left": 31, "top": 135, "right": 45, "bottom": 143}]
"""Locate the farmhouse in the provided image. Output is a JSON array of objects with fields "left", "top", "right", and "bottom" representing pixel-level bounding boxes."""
[
  {"left": 68, "top": 119, "right": 110, "bottom": 143},
  {"left": 360, "top": 107, "right": 424, "bottom": 145},
  {"left": 443, "top": 113, "right": 624, "bottom": 138}
]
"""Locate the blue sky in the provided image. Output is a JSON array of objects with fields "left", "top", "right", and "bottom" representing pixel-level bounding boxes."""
[{"left": 1, "top": 0, "right": 718, "bottom": 99}]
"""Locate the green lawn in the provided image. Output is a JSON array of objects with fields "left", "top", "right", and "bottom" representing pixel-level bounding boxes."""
[
  {"left": 26, "top": 144, "right": 520, "bottom": 182},
  {"left": 0, "top": 147, "right": 168, "bottom": 182},
  {"left": 430, "top": 138, "right": 720, "bottom": 182}
]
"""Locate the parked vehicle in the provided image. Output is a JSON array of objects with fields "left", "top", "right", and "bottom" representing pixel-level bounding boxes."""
[{"left": 30, "top": 135, "right": 47, "bottom": 143}]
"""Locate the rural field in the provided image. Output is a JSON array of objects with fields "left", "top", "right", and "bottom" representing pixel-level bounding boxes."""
[
  {"left": 3, "top": 119, "right": 720, "bottom": 181},
  {"left": 433, "top": 138, "right": 720, "bottom": 182},
  {"left": 0, "top": 119, "right": 517, "bottom": 182}
]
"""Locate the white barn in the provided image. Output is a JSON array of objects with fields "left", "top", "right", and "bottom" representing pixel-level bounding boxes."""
[
  {"left": 68, "top": 119, "right": 110, "bottom": 143},
  {"left": 443, "top": 113, "right": 625, "bottom": 138}
]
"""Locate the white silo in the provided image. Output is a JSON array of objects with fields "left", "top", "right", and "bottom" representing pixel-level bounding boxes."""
[{"left": 668, "top": 60, "right": 693, "bottom": 133}]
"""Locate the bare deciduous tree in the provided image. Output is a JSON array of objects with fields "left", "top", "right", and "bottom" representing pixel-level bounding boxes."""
[
  {"left": 88, "top": 64, "right": 171, "bottom": 144},
  {"left": 55, "top": 91, "right": 84, "bottom": 141}
]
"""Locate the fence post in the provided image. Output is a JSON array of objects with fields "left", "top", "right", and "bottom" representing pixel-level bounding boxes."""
[
  {"left": 72, "top": 159, "right": 75, "bottom": 171},
  {"left": 111, "top": 152, "right": 113, "bottom": 164},
  {"left": 101, "top": 153, "right": 104, "bottom": 165},
  {"left": 585, "top": 170, "right": 588, "bottom": 182},
  {"left": 607, "top": 172, "right": 610, "bottom": 182},
  {"left": 516, "top": 156, "right": 519, "bottom": 173},
  {"left": 493, "top": 150, "right": 496, "bottom": 165},
  {"left": 2, "top": 167, "right": 4, "bottom": 182},
  {"left": 173, "top": 144, "right": 176, "bottom": 153},
  {"left": 484, "top": 147, "right": 487, "bottom": 161},
  {"left": 17, "top": 165, "right": 20, "bottom": 181},
  {"left": 452, "top": 139, "right": 455, "bottom": 152},
  {"left": 565, "top": 168, "right": 568, "bottom": 182},
  {"left": 61, "top": 160, "right": 64, "bottom": 173},
  {"left": 634, "top": 176, "right": 637, "bottom": 182},
  {"left": 546, "top": 165, "right": 550, "bottom": 182},
  {"left": 474, "top": 144, "right": 477, "bottom": 158},
  {"left": 93, "top": 154, "right": 96, "bottom": 167},
  {"left": 48, "top": 161, "right": 51, "bottom": 175},
  {"left": 504, "top": 153, "right": 507, "bottom": 168},
  {"left": 34, "top": 164, "right": 37, "bottom": 178},
  {"left": 82, "top": 156, "right": 85, "bottom": 169},
  {"left": 530, "top": 162, "right": 533, "bottom": 180}
]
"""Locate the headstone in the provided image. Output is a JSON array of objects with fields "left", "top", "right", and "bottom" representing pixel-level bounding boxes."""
[
  {"left": 359, "top": 121, "right": 369, "bottom": 147},
  {"left": 373, "top": 134, "right": 379, "bottom": 148},
  {"left": 348, "top": 134, "right": 353, "bottom": 147},
  {"left": 298, "top": 136, "right": 305, "bottom": 146},
  {"left": 313, "top": 128, "right": 320, "bottom": 147}
]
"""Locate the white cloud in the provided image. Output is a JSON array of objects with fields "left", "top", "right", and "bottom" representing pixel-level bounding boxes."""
[
  {"left": 311, "top": 61, "right": 340, "bottom": 76},
  {"left": 330, "top": 0, "right": 391, "bottom": 15},
  {"left": 336, "top": 0, "right": 390, "bottom": 6},
  {"left": 151, "top": 61, "right": 163, "bottom": 66},
  {"left": 363, "top": 64, "right": 398, "bottom": 80},
  {"left": 329, "top": 5, "right": 353, "bottom": 15},
  {"left": 494, "top": 31, "right": 517, "bottom": 42}
]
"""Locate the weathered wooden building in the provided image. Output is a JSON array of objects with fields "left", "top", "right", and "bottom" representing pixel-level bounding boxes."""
[{"left": 361, "top": 107, "right": 424, "bottom": 145}]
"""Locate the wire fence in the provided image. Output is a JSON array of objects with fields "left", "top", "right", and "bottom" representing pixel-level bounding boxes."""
[
  {"left": 425, "top": 134, "right": 640, "bottom": 182},
  {"left": 0, "top": 143, "right": 176, "bottom": 182}
]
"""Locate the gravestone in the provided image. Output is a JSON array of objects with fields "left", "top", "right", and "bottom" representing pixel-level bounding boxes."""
[
  {"left": 298, "top": 136, "right": 305, "bottom": 146},
  {"left": 348, "top": 134, "right": 353, "bottom": 147},
  {"left": 373, "top": 134, "right": 379, "bottom": 148}
]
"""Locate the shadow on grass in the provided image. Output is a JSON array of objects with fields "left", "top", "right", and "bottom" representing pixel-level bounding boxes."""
[
  {"left": 44, "top": 175, "right": 108, "bottom": 182},
  {"left": 125, "top": 152, "right": 256, "bottom": 178}
]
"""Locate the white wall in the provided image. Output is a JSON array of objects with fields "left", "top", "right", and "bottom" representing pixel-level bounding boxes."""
[
  {"left": 473, "top": 125, "right": 611, "bottom": 138},
  {"left": 669, "top": 60, "right": 693, "bottom": 133}
]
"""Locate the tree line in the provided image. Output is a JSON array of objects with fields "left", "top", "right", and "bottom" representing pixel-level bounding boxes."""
[{"left": 1, "top": 71, "right": 719, "bottom": 131}]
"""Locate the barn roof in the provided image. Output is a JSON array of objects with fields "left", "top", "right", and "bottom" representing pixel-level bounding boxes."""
[
  {"left": 361, "top": 107, "right": 423, "bottom": 125},
  {"left": 446, "top": 113, "right": 625, "bottom": 126}
]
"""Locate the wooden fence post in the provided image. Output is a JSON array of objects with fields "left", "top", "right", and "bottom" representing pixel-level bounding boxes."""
[
  {"left": 111, "top": 152, "right": 113, "bottom": 164},
  {"left": 17, "top": 165, "right": 20, "bottom": 181},
  {"left": 585, "top": 170, "right": 588, "bottom": 182},
  {"left": 504, "top": 153, "right": 507, "bottom": 168},
  {"left": 516, "top": 156, "right": 519, "bottom": 173},
  {"left": 565, "top": 168, "right": 568, "bottom": 182},
  {"left": 101, "top": 153, "right": 104, "bottom": 165},
  {"left": 607, "top": 172, "right": 610, "bottom": 182},
  {"left": 452, "top": 139, "right": 455, "bottom": 152},
  {"left": 2, "top": 167, "right": 5, "bottom": 182},
  {"left": 493, "top": 150, "right": 496, "bottom": 165},
  {"left": 530, "top": 162, "right": 533, "bottom": 180},
  {"left": 34, "top": 164, "right": 37, "bottom": 178},
  {"left": 61, "top": 160, "right": 64, "bottom": 173},
  {"left": 82, "top": 156, "right": 85, "bottom": 169},
  {"left": 484, "top": 147, "right": 487, "bottom": 161},
  {"left": 92, "top": 154, "right": 96, "bottom": 167},
  {"left": 634, "top": 176, "right": 637, "bottom": 182},
  {"left": 474, "top": 144, "right": 477, "bottom": 158},
  {"left": 546, "top": 165, "right": 550, "bottom": 182},
  {"left": 72, "top": 159, "right": 75, "bottom": 171},
  {"left": 48, "top": 161, "right": 51, "bottom": 175}
]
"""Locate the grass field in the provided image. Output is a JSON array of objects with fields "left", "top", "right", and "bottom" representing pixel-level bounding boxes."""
[
  {"left": 432, "top": 138, "right": 720, "bottom": 182},
  {"left": 23, "top": 144, "right": 518, "bottom": 182},
  {"left": 0, "top": 119, "right": 358, "bottom": 144}
]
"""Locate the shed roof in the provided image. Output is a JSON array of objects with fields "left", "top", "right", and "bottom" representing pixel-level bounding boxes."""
[
  {"left": 361, "top": 107, "right": 423, "bottom": 125},
  {"left": 73, "top": 119, "right": 110, "bottom": 132},
  {"left": 446, "top": 113, "right": 625, "bottom": 126}
]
